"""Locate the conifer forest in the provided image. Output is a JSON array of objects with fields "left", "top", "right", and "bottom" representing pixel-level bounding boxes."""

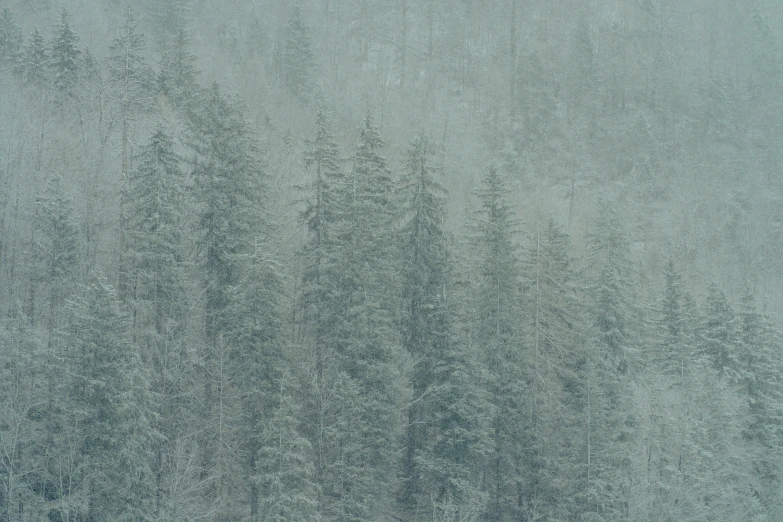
[{"left": 2, "top": 0, "right": 783, "bottom": 520}]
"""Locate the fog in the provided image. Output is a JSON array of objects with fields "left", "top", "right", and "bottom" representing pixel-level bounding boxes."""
[{"left": 1, "top": 1, "right": 782, "bottom": 520}]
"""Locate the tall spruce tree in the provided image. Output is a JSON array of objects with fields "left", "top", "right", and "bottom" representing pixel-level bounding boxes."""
[
  {"left": 0, "top": 8, "right": 23, "bottom": 74},
  {"left": 187, "top": 83, "right": 266, "bottom": 513},
  {"left": 580, "top": 202, "right": 637, "bottom": 519},
  {"left": 62, "top": 274, "right": 156, "bottom": 521},
  {"left": 108, "top": 6, "right": 154, "bottom": 300},
  {"left": 299, "top": 108, "right": 346, "bottom": 517},
  {"left": 126, "top": 127, "right": 191, "bottom": 516},
  {"left": 521, "top": 216, "right": 584, "bottom": 521},
  {"left": 23, "top": 28, "right": 48, "bottom": 88},
  {"left": 49, "top": 9, "right": 80, "bottom": 96},
  {"left": 325, "top": 114, "right": 405, "bottom": 521},
  {"left": 283, "top": 5, "right": 317, "bottom": 101},
  {"left": 398, "top": 137, "right": 493, "bottom": 519},
  {"left": 471, "top": 165, "right": 524, "bottom": 521},
  {"left": 702, "top": 283, "right": 740, "bottom": 378}
]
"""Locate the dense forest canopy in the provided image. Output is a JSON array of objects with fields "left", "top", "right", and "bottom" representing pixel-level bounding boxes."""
[{"left": 1, "top": 0, "right": 783, "bottom": 520}]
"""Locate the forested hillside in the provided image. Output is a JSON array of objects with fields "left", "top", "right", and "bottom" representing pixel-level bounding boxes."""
[{"left": 1, "top": 0, "right": 783, "bottom": 520}]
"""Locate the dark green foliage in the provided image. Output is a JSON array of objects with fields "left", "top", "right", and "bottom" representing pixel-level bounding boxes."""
[
  {"left": 108, "top": 7, "right": 154, "bottom": 113},
  {"left": 24, "top": 28, "right": 48, "bottom": 88},
  {"left": 127, "top": 128, "right": 186, "bottom": 329},
  {"left": 188, "top": 83, "right": 265, "bottom": 339},
  {"left": 702, "top": 283, "right": 740, "bottom": 378},
  {"left": 49, "top": 9, "right": 80, "bottom": 95},
  {"left": 283, "top": 5, "right": 316, "bottom": 101},
  {"left": 63, "top": 274, "right": 156, "bottom": 521},
  {"left": 0, "top": 8, "right": 23, "bottom": 74},
  {"left": 471, "top": 165, "right": 525, "bottom": 521},
  {"left": 157, "top": 26, "right": 199, "bottom": 107}
]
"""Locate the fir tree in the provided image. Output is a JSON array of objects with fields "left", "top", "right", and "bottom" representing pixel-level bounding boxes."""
[
  {"left": 521, "top": 216, "right": 583, "bottom": 521},
  {"left": 225, "top": 251, "right": 294, "bottom": 519},
  {"left": 257, "top": 372, "right": 319, "bottom": 521},
  {"left": 157, "top": 26, "right": 199, "bottom": 107},
  {"left": 299, "top": 108, "right": 345, "bottom": 516},
  {"left": 31, "top": 174, "right": 80, "bottom": 331},
  {"left": 24, "top": 28, "right": 48, "bottom": 88},
  {"left": 49, "top": 9, "right": 80, "bottom": 96},
  {"left": 63, "top": 274, "right": 156, "bottom": 521},
  {"left": 108, "top": 6, "right": 154, "bottom": 300},
  {"left": 283, "top": 5, "right": 316, "bottom": 101},
  {"left": 187, "top": 83, "right": 266, "bottom": 511},
  {"left": 471, "top": 165, "right": 524, "bottom": 521},
  {"left": 326, "top": 114, "right": 405, "bottom": 520},
  {"left": 581, "top": 202, "right": 637, "bottom": 520},
  {"left": 0, "top": 8, "right": 23, "bottom": 74},
  {"left": 126, "top": 127, "right": 190, "bottom": 515},
  {"left": 702, "top": 283, "right": 740, "bottom": 378}
]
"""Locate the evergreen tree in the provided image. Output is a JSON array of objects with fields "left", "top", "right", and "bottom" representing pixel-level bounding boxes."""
[
  {"left": 396, "top": 135, "right": 449, "bottom": 509},
  {"left": 225, "top": 251, "right": 304, "bottom": 520},
  {"left": 298, "top": 108, "right": 346, "bottom": 517},
  {"left": 396, "top": 135, "right": 491, "bottom": 518},
  {"left": 283, "top": 5, "right": 317, "bottom": 101},
  {"left": 24, "top": 28, "right": 48, "bottom": 88},
  {"left": 325, "top": 114, "right": 405, "bottom": 520},
  {"left": 48, "top": 9, "right": 80, "bottom": 96},
  {"left": 108, "top": 6, "right": 154, "bottom": 300},
  {"left": 521, "top": 216, "right": 584, "bottom": 521},
  {"left": 62, "top": 274, "right": 156, "bottom": 521},
  {"left": 157, "top": 26, "right": 199, "bottom": 107},
  {"left": 580, "top": 201, "right": 637, "bottom": 520},
  {"left": 31, "top": 174, "right": 80, "bottom": 330},
  {"left": 701, "top": 283, "right": 740, "bottom": 378},
  {"left": 471, "top": 165, "right": 525, "bottom": 521},
  {"left": 737, "top": 290, "right": 783, "bottom": 508},
  {"left": 126, "top": 127, "right": 191, "bottom": 516},
  {"left": 0, "top": 8, "right": 23, "bottom": 74},
  {"left": 187, "top": 83, "right": 266, "bottom": 512},
  {"left": 257, "top": 372, "right": 319, "bottom": 521}
]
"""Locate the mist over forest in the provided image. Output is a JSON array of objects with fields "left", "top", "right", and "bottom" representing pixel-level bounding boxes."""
[{"left": 1, "top": 0, "right": 783, "bottom": 520}]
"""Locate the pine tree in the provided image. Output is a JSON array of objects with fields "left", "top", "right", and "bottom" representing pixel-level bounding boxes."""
[
  {"left": 298, "top": 108, "right": 346, "bottom": 517},
  {"left": 24, "top": 28, "right": 48, "bottom": 88},
  {"left": 521, "top": 216, "right": 584, "bottom": 521},
  {"left": 325, "top": 114, "right": 405, "bottom": 520},
  {"left": 257, "top": 372, "right": 319, "bottom": 521},
  {"left": 49, "top": 9, "right": 80, "bottom": 96},
  {"left": 0, "top": 8, "right": 23, "bottom": 74},
  {"left": 187, "top": 83, "right": 266, "bottom": 512},
  {"left": 396, "top": 135, "right": 449, "bottom": 509},
  {"left": 471, "top": 165, "right": 525, "bottom": 521},
  {"left": 283, "top": 5, "right": 317, "bottom": 101},
  {"left": 737, "top": 290, "right": 783, "bottom": 508},
  {"left": 108, "top": 6, "right": 154, "bottom": 300},
  {"left": 62, "top": 274, "right": 156, "bottom": 521},
  {"left": 31, "top": 174, "right": 80, "bottom": 331},
  {"left": 580, "top": 201, "right": 637, "bottom": 520},
  {"left": 702, "top": 283, "right": 740, "bottom": 378},
  {"left": 225, "top": 251, "right": 303, "bottom": 520},
  {"left": 126, "top": 127, "right": 191, "bottom": 516},
  {"left": 396, "top": 135, "right": 491, "bottom": 518},
  {"left": 157, "top": 26, "right": 199, "bottom": 107}
]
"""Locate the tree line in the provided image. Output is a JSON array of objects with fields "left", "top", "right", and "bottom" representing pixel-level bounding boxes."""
[{"left": 1, "top": 3, "right": 782, "bottom": 521}]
